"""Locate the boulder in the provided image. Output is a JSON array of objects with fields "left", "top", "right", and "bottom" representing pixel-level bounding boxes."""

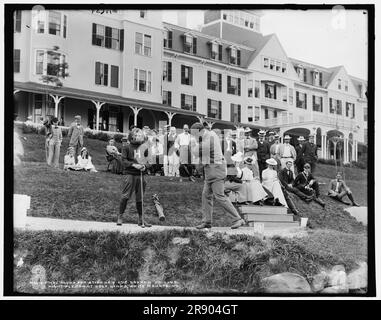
[
  {"left": 347, "top": 262, "right": 367, "bottom": 289},
  {"left": 320, "top": 286, "right": 349, "bottom": 294},
  {"left": 172, "top": 237, "right": 190, "bottom": 246},
  {"left": 261, "top": 272, "right": 312, "bottom": 293},
  {"left": 328, "top": 265, "right": 347, "bottom": 288},
  {"left": 311, "top": 270, "right": 329, "bottom": 292}
]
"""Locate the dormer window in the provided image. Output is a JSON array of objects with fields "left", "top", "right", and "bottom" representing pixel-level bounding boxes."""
[
  {"left": 183, "top": 33, "right": 197, "bottom": 54},
  {"left": 163, "top": 29, "right": 172, "bottom": 49},
  {"left": 210, "top": 41, "right": 222, "bottom": 61},
  {"left": 345, "top": 80, "right": 348, "bottom": 92},
  {"left": 228, "top": 46, "right": 240, "bottom": 65},
  {"left": 338, "top": 78, "right": 342, "bottom": 90}
]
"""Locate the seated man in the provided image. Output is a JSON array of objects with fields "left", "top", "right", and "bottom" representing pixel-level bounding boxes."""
[
  {"left": 106, "top": 138, "right": 123, "bottom": 174},
  {"left": 293, "top": 163, "right": 326, "bottom": 208},
  {"left": 279, "top": 160, "right": 313, "bottom": 202},
  {"left": 328, "top": 172, "right": 359, "bottom": 206}
]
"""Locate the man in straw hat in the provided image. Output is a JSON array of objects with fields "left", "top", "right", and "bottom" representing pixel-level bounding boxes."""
[
  {"left": 68, "top": 115, "right": 84, "bottom": 162},
  {"left": 256, "top": 130, "right": 270, "bottom": 180},
  {"left": 267, "top": 131, "right": 276, "bottom": 146},
  {"left": 190, "top": 122, "right": 245, "bottom": 229},
  {"left": 279, "top": 134, "right": 297, "bottom": 175},
  {"left": 269, "top": 133, "right": 281, "bottom": 169},
  {"left": 295, "top": 136, "right": 306, "bottom": 174},
  {"left": 301, "top": 133, "right": 318, "bottom": 174}
]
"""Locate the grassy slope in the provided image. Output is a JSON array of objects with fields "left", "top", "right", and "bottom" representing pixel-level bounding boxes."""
[
  {"left": 15, "top": 132, "right": 367, "bottom": 233},
  {"left": 14, "top": 229, "right": 367, "bottom": 294}
]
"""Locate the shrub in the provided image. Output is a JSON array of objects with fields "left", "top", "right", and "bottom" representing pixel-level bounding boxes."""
[
  {"left": 112, "top": 133, "right": 125, "bottom": 143},
  {"left": 317, "top": 158, "right": 338, "bottom": 166}
]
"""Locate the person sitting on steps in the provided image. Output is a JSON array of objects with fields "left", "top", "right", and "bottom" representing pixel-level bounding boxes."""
[{"left": 328, "top": 172, "right": 360, "bottom": 206}]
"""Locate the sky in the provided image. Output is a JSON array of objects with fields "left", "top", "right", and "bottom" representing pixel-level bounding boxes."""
[{"left": 162, "top": 9, "right": 368, "bottom": 80}]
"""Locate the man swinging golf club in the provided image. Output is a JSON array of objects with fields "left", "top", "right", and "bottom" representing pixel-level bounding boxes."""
[{"left": 117, "top": 127, "right": 152, "bottom": 228}]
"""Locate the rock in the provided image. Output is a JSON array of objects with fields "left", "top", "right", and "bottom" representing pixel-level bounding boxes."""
[
  {"left": 347, "top": 262, "right": 367, "bottom": 289},
  {"left": 320, "top": 286, "right": 349, "bottom": 294},
  {"left": 172, "top": 237, "right": 190, "bottom": 245},
  {"left": 311, "top": 270, "right": 329, "bottom": 292},
  {"left": 328, "top": 265, "right": 347, "bottom": 288},
  {"left": 261, "top": 272, "right": 312, "bottom": 293}
]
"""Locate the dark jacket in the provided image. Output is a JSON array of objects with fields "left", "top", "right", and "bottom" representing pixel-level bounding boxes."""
[
  {"left": 122, "top": 142, "right": 149, "bottom": 175},
  {"left": 293, "top": 171, "right": 315, "bottom": 189},
  {"left": 279, "top": 167, "right": 295, "bottom": 187},
  {"left": 301, "top": 141, "right": 318, "bottom": 163},
  {"left": 257, "top": 140, "right": 270, "bottom": 162}
]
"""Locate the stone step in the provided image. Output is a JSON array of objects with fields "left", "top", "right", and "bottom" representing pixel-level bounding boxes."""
[
  {"left": 239, "top": 205, "right": 288, "bottom": 215},
  {"left": 244, "top": 213, "right": 294, "bottom": 222},
  {"left": 248, "top": 221, "right": 300, "bottom": 228}
]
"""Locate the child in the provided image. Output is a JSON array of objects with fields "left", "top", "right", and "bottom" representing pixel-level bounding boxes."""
[
  {"left": 77, "top": 147, "right": 97, "bottom": 172},
  {"left": 117, "top": 128, "right": 152, "bottom": 227},
  {"left": 47, "top": 117, "right": 62, "bottom": 168},
  {"left": 64, "top": 146, "right": 78, "bottom": 170}
]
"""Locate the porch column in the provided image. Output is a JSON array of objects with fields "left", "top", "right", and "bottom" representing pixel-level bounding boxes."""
[
  {"left": 196, "top": 116, "right": 204, "bottom": 124},
  {"left": 354, "top": 140, "right": 358, "bottom": 162},
  {"left": 49, "top": 94, "right": 65, "bottom": 118},
  {"left": 164, "top": 111, "right": 177, "bottom": 127},
  {"left": 91, "top": 100, "right": 106, "bottom": 131},
  {"left": 130, "top": 106, "right": 142, "bottom": 127},
  {"left": 321, "top": 135, "right": 326, "bottom": 159},
  {"left": 343, "top": 138, "right": 348, "bottom": 163}
]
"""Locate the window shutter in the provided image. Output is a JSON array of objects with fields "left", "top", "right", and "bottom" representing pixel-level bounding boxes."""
[
  {"left": 218, "top": 101, "right": 222, "bottom": 119},
  {"left": 218, "top": 73, "right": 222, "bottom": 92},
  {"left": 230, "top": 104, "right": 234, "bottom": 122},
  {"left": 111, "top": 65, "right": 119, "bottom": 88},
  {"left": 168, "top": 62, "right": 172, "bottom": 82},
  {"left": 189, "top": 67, "right": 193, "bottom": 86},
  {"left": 319, "top": 72, "right": 323, "bottom": 86},
  {"left": 218, "top": 44, "right": 222, "bottom": 61},
  {"left": 207, "top": 99, "right": 211, "bottom": 116},
  {"left": 303, "top": 68, "right": 307, "bottom": 82},
  {"left": 352, "top": 104, "right": 355, "bottom": 118},
  {"left": 92, "top": 23, "right": 97, "bottom": 45},
  {"left": 181, "top": 65, "right": 185, "bottom": 84},
  {"left": 238, "top": 78, "right": 241, "bottom": 96},
  {"left": 15, "top": 11, "right": 21, "bottom": 32},
  {"left": 119, "top": 29, "right": 124, "bottom": 51},
  {"left": 181, "top": 94, "right": 185, "bottom": 108},
  {"left": 168, "top": 91, "right": 172, "bottom": 106},
  {"left": 304, "top": 93, "right": 307, "bottom": 109},
  {"left": 238, "top": 105, "right": 241, "bottom": 122},
  {"left": 193, "top": 37, "right": 197, "bottom": 54},
  {"left": 105, "top": 27, "right": 112, "bottom": 48},
  {"left": 227, "top": 76, "right": 231, "bottom": 93},
  {"left": 207, "top": 71, "right": 211, "bottom": 90},
  {"left": 95, "top": 62, "right": 100, "bottom": 84},
  {"left": 168, "top": 31, "right": 173, "bottom": 48},
  {"left": 193, "top": 96, "right": 197, "bottom": 112},
  {"left": 237, "top": 50, "right": 241, "bottom": 66},
  {"left": 104, "top": 64, "right": 108, "bottom": 86}
]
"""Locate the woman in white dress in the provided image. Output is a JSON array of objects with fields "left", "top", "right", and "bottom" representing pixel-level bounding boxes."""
[
  {"left": 242, "top": 157, "right": 268, "bottom": 204},
  {"left": 77, "top": 147, "right": 97, "bottom": 172},
  {"left": 261, "top": 158, "right": 288, "bottom": 207}
]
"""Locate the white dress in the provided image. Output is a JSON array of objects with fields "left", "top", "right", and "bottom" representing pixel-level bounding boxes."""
[
  {"left": 261, "top": 168, "right": 288, "bottom": 207},
  {"left": 241, "top": 167, "right": 268, "bottom": 203},
  {"left": 77, "top": 155, "right": 97, "bottom": 172},
  {"left": 64, "top": 154, "right": 77, "bottom": 170}
]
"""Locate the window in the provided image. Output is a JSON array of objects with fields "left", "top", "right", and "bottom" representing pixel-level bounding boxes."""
[
  {"left": 163, "top": 91, "right": 172, "bottom": 106},
  {"left": 230, "top": 103, "right": 241, "bottom": 123},
  {"left": 264, "top": 108, "right": 269, "bottom": 119},
  {"left": 338, "top": 79, "right": 342, "bottom": 90},
  {"left": 110, "top": 28, "right": 120, "bottom": 50},
  {"left": 34, "top": 94, "right": 43, "bottom": 119},
  {"left": 92, "top": 23, "right": 123, "bottom": 51},
  {"left": 37, "top": 11, "right": 45, "bottom": 33},
  {"left": 94, "top": 24, "right": 105, "bottom": 47},
  {"left": 247, "top": 106, "right": 253, "bottom": 122},
  {"left": 229, "top": 47, "right": 240, "bottom": 65},
  {"left": 336, "top": 100, "right": 342, "bottom": 115},
  {"left": 140, "top": 10, "right": 147, "bottom": 18},
  {"left": 364, "top": 107, "right": 367, "bottom": 121},
  {"left": 345, "top": 80, "right": 348, "bottom": 92},
  {"left": 184, "top": 34, "right": 197, "bottom": 54},
  {"left": 248, "top": 80, "right": 253, "bottom": 97},
  {"left": 270, "top": 59, "right": 275, "bottom": 70},
  {"left": 47, "top": 51, "right": 60, "bottom": 76},
  {"left": 48, "top": 11, "right": 61, "bottom": 36},
  {"left": 276, "top": 61, "right": 281, "bottom": 72},
  {"left": 254, "top": 80, "right": 260, "bottom": 98},
  {"left": 281, "top": 86, "right": 287, "bottom": 102},
  {"left": 313, "top": 95, "right": 323, "bottom": 112},
  {"left": 14, "top": 10, "right": 21, "bottom": 32},
  {"left": 181, "top": 94, "right": 196, "bottom": 112},
  {"left": 274, "top": 110, "right": 278, "bottom": 118},
  {"left": 181, "top": 65, "right": 193, "bottom": 85},
  {"left": 110, "top": 65, "right": 119, "bottom": 88},
  {"left": 329, "top": 98, "right": 335, "bottom": 114},
  {"left": 263, "top": 58, "right": 269, "bottom": 68},
  {"left": 289, "top": 88, "right": 293, "bottom": 105},
  {"left": 95, "top": 62, "right": 108, "bottom": 86},
  {"left": 265, "top": 83, "right": 276, "bottom": 99},
  {"left": 208, "top": 99, "right": 222, "bottom": 119},
  {"left": 36, "top": 50, "right": 44, "bottom": 74},
  {"left": 14, "top": 49, "right": 20, "bottom": 73},
  {"left": 281, "top": 62, "right": 287, "bottom": 73},
  {"left": 63, "top": 15, "right": 67, "bottom": 38},
  {"left": 135, "top": 33, "right": 151, "bottom": 56},
  {"left": 227, "top": 76, "right": 241, "bottom": 95},
  {"left": 207, "top": 71, "right": 221, "bottom": 91},
  {"left": 346, "top": 102, "right": 355, "bottom": 118},
  {"left": 255, "top": 106, "right": 260, "bottom": 121},
  {"left": 210, "top": 42, "right": 222, "bottom": 61},
  {"left": 163, "top": 30, "right": 172, "bottom": 49},
  {"left": 296, "top": 91, "right": 307, "bottom": 109},
  {"left": 163, "top": 61, "right": 172, "bottom": 82},
  {"left": 134, "top": 69, "right": 151, "bottom": 93},
  {"left": 223, "top": 13, "right": 227, "bottom": 20}
]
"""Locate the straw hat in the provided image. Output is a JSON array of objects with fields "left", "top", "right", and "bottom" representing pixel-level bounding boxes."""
[
  {"left": 266, "top": 158, "right": 278, "bottom": 166},
  {"left": 244, "top": 127, "right": 252, "bottom": 133},
  {"left": 231, "top": 151, "right": 244, "bottom": 163},
  {"left": 244, "top": 156, "right": 253, "bottom": 164},
  {"left": 297, "top": 136, "right": 305, "bottom": 141},
  {"left": 283, "top": 135, "right": 291, "bottom": 140}
]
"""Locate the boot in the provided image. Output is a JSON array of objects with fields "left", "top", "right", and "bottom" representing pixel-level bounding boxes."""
[
  {"left": 348, "top": 193, "right": 360, "bottom": 207},
  {"left": 196, "top": 222, "right": 212, "bottom": 229},
  {"left": 117, "top": 198, "right": 128, "bottom": 226},
  {"left": 314, "top": 197, "right": 326, "bottom": 209},
  {"left": 136, "top": 202, "right": 151, "bottom": 228},
  {"left": 116, "top": 214, "right": 123, "bottom": 226},
  {"left": 287, "top": 198, "right": 300, "bottom": 215}
]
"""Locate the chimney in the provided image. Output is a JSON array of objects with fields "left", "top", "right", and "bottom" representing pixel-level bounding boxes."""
[{"left": 177, "top": 10, "right": 187, "bottom": 28}]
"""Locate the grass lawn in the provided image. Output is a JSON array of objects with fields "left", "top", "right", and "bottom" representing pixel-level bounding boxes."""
[{"left": 13, "top": 228, "right": 367, "bottom": 294}]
